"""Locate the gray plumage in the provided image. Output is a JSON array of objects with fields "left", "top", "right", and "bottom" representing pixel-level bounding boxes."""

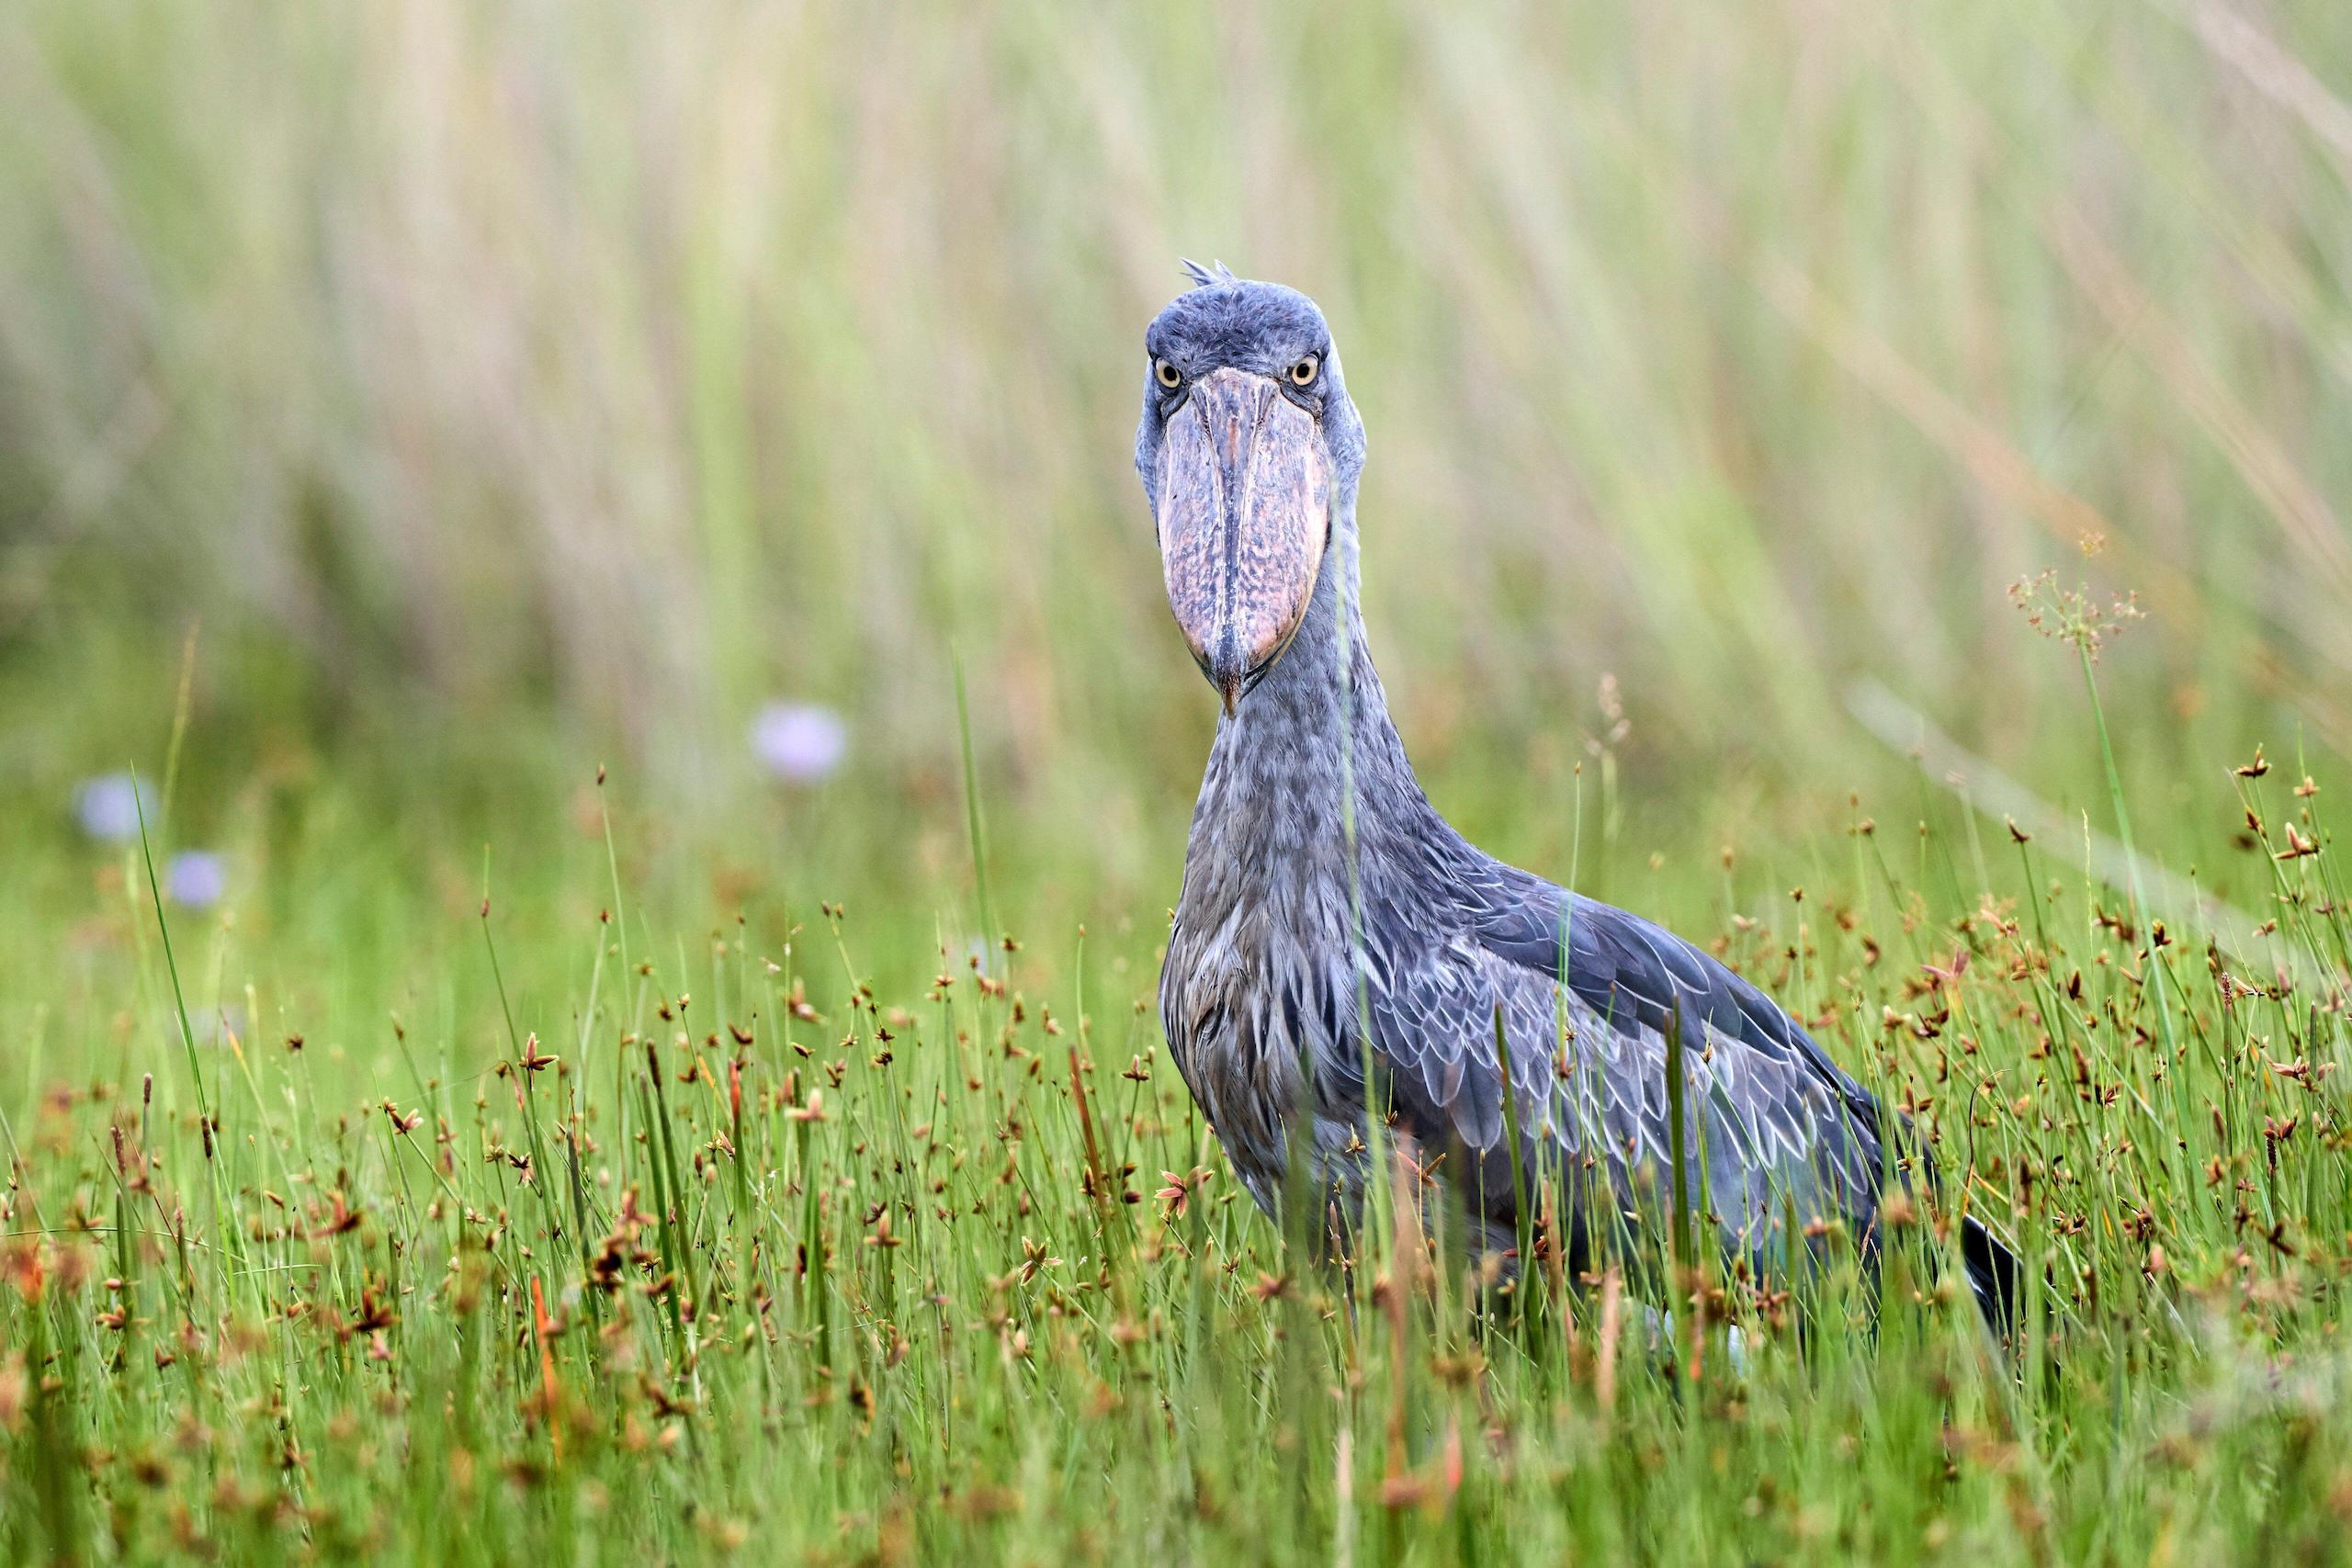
[{"left": 1138, "top": 269, "right": 2018, "bottom": 1329}]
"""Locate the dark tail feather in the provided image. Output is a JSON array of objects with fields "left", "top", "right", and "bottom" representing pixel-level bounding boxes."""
[{"left": 1962, "top": 1215, "right": 2021, "bottom": 1337}]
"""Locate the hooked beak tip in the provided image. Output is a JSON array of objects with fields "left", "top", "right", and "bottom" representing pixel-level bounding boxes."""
[{"left": 1206, "top": 625, "right": 1250, "bottom": 717}]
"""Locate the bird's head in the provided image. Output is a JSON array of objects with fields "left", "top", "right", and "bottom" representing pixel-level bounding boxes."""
[{"left": 1136, "top": 263, "right": 1366, "bottom": 716}]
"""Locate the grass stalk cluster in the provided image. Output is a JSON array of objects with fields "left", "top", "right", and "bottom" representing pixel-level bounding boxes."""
[{"left": 4, "top": 694, "right": 2350, "bottom": 1562}]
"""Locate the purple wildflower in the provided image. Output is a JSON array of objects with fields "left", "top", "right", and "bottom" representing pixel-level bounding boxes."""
[
  {"left": 74, "top": 773, "right": 155, "bottom": 841},
  {"left": 166, "top": 851, "right": 228, "bottom": 909},
  {"left": 751, "top": 703, "right": 848, "bottom": 784}
]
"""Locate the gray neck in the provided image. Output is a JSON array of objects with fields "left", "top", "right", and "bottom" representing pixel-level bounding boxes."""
[{"left": 1181, "top": 535, "right": 1454, "bottom": 926}]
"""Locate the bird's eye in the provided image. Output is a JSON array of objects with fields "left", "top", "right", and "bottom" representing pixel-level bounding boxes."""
[
  {"left": 1288, "top": 355, "right": 1320, "bottom": 387},
  {"left": 1154, "top": 358, "right": 1182, "bottom": 389}
]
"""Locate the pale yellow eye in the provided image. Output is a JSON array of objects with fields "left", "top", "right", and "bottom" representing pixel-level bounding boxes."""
[
  {"left": 1289, "top": 355, "right": 1320, "bottom": 387},
  {"left": 1155, "top": 358, "right": 1182, "bottom": 389}
]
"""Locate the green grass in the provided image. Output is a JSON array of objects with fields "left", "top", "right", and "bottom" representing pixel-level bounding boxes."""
[{"left": 6, "top": 650, "right": 2352, "bottom": 1562}]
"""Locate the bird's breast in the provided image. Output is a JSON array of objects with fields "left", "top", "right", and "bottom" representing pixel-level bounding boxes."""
[{"left": 1162, "top": 861, "right": 1359, "bottom": 1199}]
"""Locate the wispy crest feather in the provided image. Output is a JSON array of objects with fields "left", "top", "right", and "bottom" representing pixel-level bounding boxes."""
[{"left": 1179, "top": 257, "right": 1238, "bottom": 288}]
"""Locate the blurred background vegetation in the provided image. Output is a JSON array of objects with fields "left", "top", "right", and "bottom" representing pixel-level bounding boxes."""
[{"left": 4, "top": 0, "right": 2349, "bottom": 987}]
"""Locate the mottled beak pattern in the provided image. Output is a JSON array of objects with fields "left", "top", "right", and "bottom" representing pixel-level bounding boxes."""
[{"left": 1155, "top": 368, "right": 1331, "bottom": 715}]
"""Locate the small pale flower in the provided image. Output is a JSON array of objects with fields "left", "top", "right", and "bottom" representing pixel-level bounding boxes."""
[
  {"left": 750, "top": 703, "right": 847, "bottom": 784},
  {"left": 2008, "top": 569, "right": 2143, "bottom": 660},
  {"left": 74, "top": 773, "right": 154, "bottom": 842},
  {"left": 165, "top": 851, "right": 228, "bottom": 909}
]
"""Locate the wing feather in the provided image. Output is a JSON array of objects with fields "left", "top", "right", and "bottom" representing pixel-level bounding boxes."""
[{"left": 1350, "top": 873, "right": 1888, "bottom": 1261}]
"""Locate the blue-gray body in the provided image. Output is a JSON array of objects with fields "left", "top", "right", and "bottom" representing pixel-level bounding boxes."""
[{"left": 1140, "top": 266, "right": 2016, "bottom": 1325}]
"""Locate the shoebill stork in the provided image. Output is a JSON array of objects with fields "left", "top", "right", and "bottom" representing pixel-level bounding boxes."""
[{"left": 1140, "top": 265, "right": 2017, "bottom": 1332}]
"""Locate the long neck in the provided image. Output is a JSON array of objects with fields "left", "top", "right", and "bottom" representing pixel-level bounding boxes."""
[{"left": 1184, "top": 532, "right": 1449, "bottom": 905}]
